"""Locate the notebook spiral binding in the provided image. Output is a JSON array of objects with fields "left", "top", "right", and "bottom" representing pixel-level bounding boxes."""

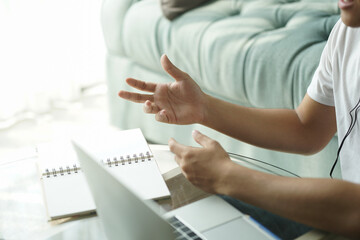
[
  {"left": 101, "top": 151, "right": 153, "bottom": 168},
  {"left": 41, "top": 151, "right": 153, "bottom": 178}
]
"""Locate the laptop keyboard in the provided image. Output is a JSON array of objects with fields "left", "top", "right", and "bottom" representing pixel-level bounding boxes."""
[{"left": 168, "top": 216, "right": 203, "bottom": 240}]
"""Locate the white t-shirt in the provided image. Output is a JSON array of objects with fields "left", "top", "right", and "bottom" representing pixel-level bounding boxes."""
[{"left": 307, "top": 19, "right": 360, "bottom": 183}]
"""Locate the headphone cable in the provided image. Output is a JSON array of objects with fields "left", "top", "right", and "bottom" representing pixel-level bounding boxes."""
[
  {"left": 330, "top": 97, "right": 360, "bottom": 178},
  {"left": 227, "top": 152, "right": 301, "bottom": 178}
]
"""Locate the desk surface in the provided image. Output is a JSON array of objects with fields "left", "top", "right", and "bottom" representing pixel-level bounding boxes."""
[
  {"left": 0, "top": 144, "right": 347, "bottom": 240},
  {"left": 0, "top": 144, "right": 207, "bottom": 239}
]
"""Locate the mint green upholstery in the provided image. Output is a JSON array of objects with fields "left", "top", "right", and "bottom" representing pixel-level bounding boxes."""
[{"left": 102, "top": 0, "right": 341, "bottom": 178}]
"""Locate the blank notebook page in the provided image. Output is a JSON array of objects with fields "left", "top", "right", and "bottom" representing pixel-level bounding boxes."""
[
  {"left": 74, "top": 128, "right": 170, "bottom": 200},
  {"left": 41, "top": 174, "right": 96, "bottom": 219},
  {"left": 37, "top": 140, "right": 96, "bottom": 220}
]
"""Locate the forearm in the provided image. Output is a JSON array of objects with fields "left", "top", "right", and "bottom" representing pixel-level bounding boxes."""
[
  {"left": 221, "top": 164, "right": 360, "bottom": 238},
  {"left": 202, "top": 95, "right": 308, "bottom": 153},
  {"left": 201, "top": 94, "right": 334, "bottom": 154}
]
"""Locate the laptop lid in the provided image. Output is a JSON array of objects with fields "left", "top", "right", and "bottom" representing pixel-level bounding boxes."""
[{"left": 72, "top": 140, "right": 174, "bottom": 240}]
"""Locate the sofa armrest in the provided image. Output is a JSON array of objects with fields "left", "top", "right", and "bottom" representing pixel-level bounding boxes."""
[{"left": 101, "top": 0, "right": 142, "bottom": 55}]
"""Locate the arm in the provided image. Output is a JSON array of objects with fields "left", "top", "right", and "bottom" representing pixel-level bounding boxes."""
[
  {"left": 201, "top": 93, "right": 337, "bottom": 155},
  {"left": 119, "top": 55, "right": 336, "bottom": 155},
  {"left": 169, "top": 131, "right": 360, "bottom": 239},
  {"left": 225, "top": 164, "right": 360, "bottom": 239}
]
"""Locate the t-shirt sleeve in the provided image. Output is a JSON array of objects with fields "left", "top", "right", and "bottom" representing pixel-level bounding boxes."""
[{"left": 306, "top": 21, "right": 340, "bottom": 107}]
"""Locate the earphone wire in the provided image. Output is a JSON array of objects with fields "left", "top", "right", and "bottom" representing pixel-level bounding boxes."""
[
  {"left": 330, "top": 97, "right": 360, "bottom": 178},
  {"left": 227, "top": 152, "right": 301, "bottom": 178}
]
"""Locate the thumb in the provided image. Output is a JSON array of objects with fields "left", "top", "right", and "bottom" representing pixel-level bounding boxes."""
[
  {"left": 155, "top": 109, "right": 170, "bottom": 123},
  {"left": 161, "top": 54, "right": 187, "bottom": 81},
  {"left": 192, "top": 130, "right": 214, "bottom": 148}
]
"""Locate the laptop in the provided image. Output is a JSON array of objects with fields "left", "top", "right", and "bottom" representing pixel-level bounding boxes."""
[{"left": 72, "top": 140, "right": 279, "bottom": 240}]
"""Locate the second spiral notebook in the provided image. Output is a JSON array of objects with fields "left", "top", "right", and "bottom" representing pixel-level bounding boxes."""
[{"left": 37, "top": 128, "right": 170, "bottom": 220}]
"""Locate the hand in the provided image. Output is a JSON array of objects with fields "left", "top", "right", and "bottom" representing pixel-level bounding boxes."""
[
  {"left": 168, "top": 130, "right": 235, "bottom": 194},
  {"left": 118, "top": 54, "right": 207, "bottom": 125}
]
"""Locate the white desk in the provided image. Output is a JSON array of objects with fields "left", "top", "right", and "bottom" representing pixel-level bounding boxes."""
[
  {"left": 0, "top": 145, "right": 347, "bottom": 240},
  {"left": 0, "top": 144, "right": 202, "bottom": 239}
]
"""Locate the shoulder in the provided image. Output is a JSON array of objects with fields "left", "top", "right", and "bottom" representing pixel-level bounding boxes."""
[
  {"left": 326, "top": 19, "right": 344, "bottom": 52},
  {"left": 328, "top": 19, "right": 360, "bottom": 51}
]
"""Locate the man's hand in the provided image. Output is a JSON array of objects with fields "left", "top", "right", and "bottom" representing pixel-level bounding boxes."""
[
  {"left": 168, "top": 130, "right": 235, "bottom": 194},
  {"left": 118, "top": 54, "right": 207, "bottom": 125}
]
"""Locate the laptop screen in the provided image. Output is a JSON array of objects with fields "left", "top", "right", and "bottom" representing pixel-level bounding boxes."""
[{"left": 72, "top": 140, "right": 174, "bottom": 240}]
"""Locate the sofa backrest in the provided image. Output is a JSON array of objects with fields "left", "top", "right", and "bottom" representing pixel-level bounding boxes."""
[{"left": 102, "top": 0, "right": 340, "bottom": 109}]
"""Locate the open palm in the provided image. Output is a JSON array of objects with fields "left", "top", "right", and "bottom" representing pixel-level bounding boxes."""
[{"left": 118, "top": 55, "right": 207, "bottom": 125}]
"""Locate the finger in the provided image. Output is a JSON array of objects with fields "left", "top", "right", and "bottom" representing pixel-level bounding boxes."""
[
  {"left": 143, "top": 100, "right": 160, "bottom": 114},
  {"left": 174, "top": 155, "right": 181, "bottom": 166},
  {"left": 168, "top": 137, "right": 188, "bottom": 158},
  {"left": 118, "top": 91, "right": 154, "bottom": 103},
  {"left": 161, "top": 54, "right": 188, "bottom": 81},
  {"left": 175, "top": 155, "right": 190, "bottom": 179},
  {"left": 155, "top": 109, "right": 170, "bottom": 123},
  {"left": 174, "top": 157, "right": 189, "bottom": 179},
  {"left": 192, "top": 130, "right": 215, "bottom": 148},
  {"left": 126, "top": 78, "right": 157, "bottom": 93}
]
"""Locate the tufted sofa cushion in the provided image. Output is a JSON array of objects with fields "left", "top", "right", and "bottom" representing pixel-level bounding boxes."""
[{"left": 121, "top": 0, "right": 339, "bottom": 109}]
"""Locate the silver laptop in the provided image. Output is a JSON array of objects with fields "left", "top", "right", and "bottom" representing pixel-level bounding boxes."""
[{"left": 72, "top": 141, "right": 278, "bottom": 240}]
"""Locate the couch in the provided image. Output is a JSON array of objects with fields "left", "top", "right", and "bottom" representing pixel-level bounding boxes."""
[{"left": 101, "top": 0, "right": 341, "bottom": 178}]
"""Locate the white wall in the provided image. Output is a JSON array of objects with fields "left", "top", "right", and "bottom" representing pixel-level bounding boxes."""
[{"left": 0, "top": 0, "right": 106, "bottom": 122}]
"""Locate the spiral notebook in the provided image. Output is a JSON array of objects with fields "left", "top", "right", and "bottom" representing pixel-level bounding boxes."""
[{"left": 37, "top": 128, "right": 170, "bottom": 220}]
